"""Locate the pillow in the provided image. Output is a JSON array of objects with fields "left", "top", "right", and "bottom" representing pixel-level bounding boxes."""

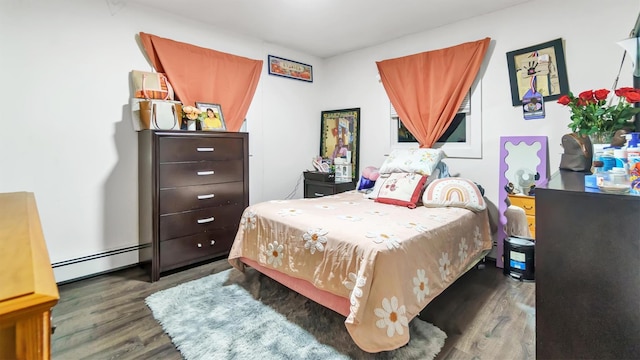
[
  {"left": 363, "top": 174, "right": 389, "bottom": 199},
  {"left": 379, "top": 148, "right": 445, "bottom": 176},
  {"left": 357, "top": 166, "right": 380, "bottom": 191},
  {"left": 375, "top": 172, "right": 428, "bottom": 208},
  {"left": 422, "top": 177, "right": 486, "bottom": 212}
]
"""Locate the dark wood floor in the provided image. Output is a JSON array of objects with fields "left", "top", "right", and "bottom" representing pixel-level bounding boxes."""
[{"left": 51, "top": 259, "right": 535, "bottom": 360}]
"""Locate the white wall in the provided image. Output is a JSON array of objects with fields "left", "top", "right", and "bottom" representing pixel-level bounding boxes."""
[
  {"left": 0, "top": 0, "right": 321, "bottom": 282},
  {"left": 1, "top": 0, "right": 637, "bottom": 282},
  {"left": 322, "top": 0, "right": 639, "bottom": 207}
]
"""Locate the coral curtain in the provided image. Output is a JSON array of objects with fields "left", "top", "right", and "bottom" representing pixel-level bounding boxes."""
[
  {"left": 139, "top": 32, "right": 262, "bottom": 131},
  {"left": 376, "top": 37, "right": 491, "bottom": 147}
]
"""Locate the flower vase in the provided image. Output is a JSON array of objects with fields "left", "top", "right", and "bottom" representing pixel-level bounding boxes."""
[
  {"left": 187, "top": 120, "right": 196, "bottom": 131},
  {"left": 589, "top": 131, "right": 614, "bottom": 146}
]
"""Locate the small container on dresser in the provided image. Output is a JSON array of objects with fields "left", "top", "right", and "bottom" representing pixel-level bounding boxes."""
[{"left": 138, "top": 130, "right": 249, "bottom": 282}]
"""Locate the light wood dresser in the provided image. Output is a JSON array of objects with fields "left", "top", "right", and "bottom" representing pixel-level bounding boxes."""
[
  {"left": 138, "top": 130, "right": 249, "bottom": 282},
  {"left": 507, "top": 193, "right": 536, "bottom": 238},
  {"left": 0, "top": 192, "right": 59, "bottom": 360}
]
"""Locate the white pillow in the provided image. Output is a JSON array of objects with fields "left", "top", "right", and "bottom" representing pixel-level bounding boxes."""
[
  {"left": 379, "top": 148, "right": 445, "bottom": 176},
  {"left": 375, "top": 172, "right": 428, "bottom": 209}
]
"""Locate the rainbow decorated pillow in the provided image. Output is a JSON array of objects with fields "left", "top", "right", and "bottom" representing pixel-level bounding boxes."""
[{"left": 422, "top": 177, "right": 486, "bottom": 212}]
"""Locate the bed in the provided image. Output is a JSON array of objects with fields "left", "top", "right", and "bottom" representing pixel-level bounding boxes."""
[{"left": 228, "top": 171, "right": 493, "bottom": 352}]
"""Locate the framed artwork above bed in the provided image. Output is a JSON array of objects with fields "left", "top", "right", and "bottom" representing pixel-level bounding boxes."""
[{"left": 320, "top": 108, "right": 360, "bottom": 183}]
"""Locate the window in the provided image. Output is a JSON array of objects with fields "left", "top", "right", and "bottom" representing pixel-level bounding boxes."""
[{"left": 390, "top": 79, "right": 482, "bottom": 158}]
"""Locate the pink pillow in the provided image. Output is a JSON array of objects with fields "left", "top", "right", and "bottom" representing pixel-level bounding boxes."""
[{"left": 375, "top": 172, "right": 428, "bottom": 209}]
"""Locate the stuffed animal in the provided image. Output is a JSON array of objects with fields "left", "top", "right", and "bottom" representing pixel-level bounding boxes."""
[{"left": 357, "top": 166, "right": 380, "bottom": 191}]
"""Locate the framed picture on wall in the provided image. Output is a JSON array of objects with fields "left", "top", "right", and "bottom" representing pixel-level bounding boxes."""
[
  {"left": 506, "top": 38, "right": 569, "bottom": 106},
  {"left": 268, "top": 55, "right": 313, "bottom": 82},
  {"left": 195, "top": 102, "right": 226, "bottom": 131},
  {"left": 320, "top": 108, "right": 360, "bottom": 183}
]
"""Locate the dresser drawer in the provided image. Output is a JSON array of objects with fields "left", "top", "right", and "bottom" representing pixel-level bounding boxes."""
[
  {"left": 159, "top": 137, "right": 244, "bottom": 162},
  {"left": 159, "top": 160, "right": 244, "bottom": 188},
  {"left": 305, "top": 183, "right": 334, "bottom": 198},
  {"left": 527, "top": 215, "right": 536, "bottom": 238},
  {"left": 159, "top": 228, "right": 236, "bottom": 271},
  {"left": 508, "top": 194, "right": 535, "bottom": 216},
  {"left": 159, "top": 204, "right": 244, "bottom": 241},
  {"left": 159, "top": 182, "right": 244, "bottom": 214}
]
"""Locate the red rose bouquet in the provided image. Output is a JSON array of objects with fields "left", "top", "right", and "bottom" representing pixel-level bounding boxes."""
[{"left": 557, "top": 87, "right": 640, "bottom": 136}]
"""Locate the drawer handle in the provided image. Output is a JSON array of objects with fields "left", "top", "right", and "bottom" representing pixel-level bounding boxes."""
[
  {"left": 523, "top": 205, "right": 533, "bottom": 210},
  {"left": 197, "top": 170, "right": 215, "bottom": 176},
  {"left": 197, "top": 147, "right": 214, "bottom": 152},
  {"left": 197, "top": 194, "right": 215, "bottom": 200},
  {"left": 197, "top": 243, "right": 202, "bottom": 248},
  {"left": 210, "top": 240, "right": 216, "bottom": 246},
  {"left": 314, "top": 193, "right": 325, "bottom": 197},
  {"left": 197, "top": 217, "right": 215, "bottom": 224}
]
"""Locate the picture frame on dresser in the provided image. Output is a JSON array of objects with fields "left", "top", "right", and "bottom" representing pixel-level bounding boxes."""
[
  {"left": 496, "top": 135, "right": 548, "bottom": 268},
  {"left": 195, "top": 102, "right": 226, "bottom": 131}
]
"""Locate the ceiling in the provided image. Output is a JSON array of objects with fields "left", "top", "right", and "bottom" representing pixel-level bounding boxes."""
[{"left": 126, "top": 0, "right": 530, "bottom": 58}]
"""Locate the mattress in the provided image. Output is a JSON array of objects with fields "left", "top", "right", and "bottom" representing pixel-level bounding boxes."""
[{"left": 228, "top": 190, "right": 492, "bottom": 352}]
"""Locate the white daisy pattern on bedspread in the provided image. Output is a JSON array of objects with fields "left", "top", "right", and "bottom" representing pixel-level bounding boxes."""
[
  {"left": 314, "top": 204, "right": 336, "bottom": 210},
  {"left": 413, "top": 269, "right": 430, "bottom": 303},
  {"left": 438, "top": 252, "right": 451, "bottom": 281},
  {"left": 265, "top": 241, "right": 284, "bottom": 268},
  {"left": 343, "top": 272, "right": 366, "bottom": 307},
  {"left": 338, "top": 214, "right": 363, "bottom": 222},
  {"left": 302, "top": 228, "right": 328, "bottom": 254},
  {"left": 374, "top": 296, "right": 409, "bottom": 337},
  {"left": 474, "top": 226, "right": 483, "bottom": 249},
  {"left": 458, "top": 237, "right": 469, "bottom": 263},
  {"left": 401, "top": 221, "right": 428, "bottom": 233},
  {"left": 240, "top": 210, "right": 256, "bottom": 230},
  {"left": 366, "top": 231, "right": 400, "bottom": 250},
  {"left": 277, "top": 208, "right": 303, "bottom": 217}
]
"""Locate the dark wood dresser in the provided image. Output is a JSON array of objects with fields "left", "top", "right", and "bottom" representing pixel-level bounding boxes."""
[
  {"left": 536, "top": 170, "right": 640, "bottom": 359},
  {"left": 138, "top": 130, "right": 249, "bottom": 282}
]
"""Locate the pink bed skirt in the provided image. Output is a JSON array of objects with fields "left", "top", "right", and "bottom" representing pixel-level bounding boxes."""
[{"left": 240, "top": 257, "right": 351, "bottom": 317}]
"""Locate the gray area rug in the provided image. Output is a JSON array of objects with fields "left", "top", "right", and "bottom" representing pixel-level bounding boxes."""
[{"left": 146, "top": 268, "right": 446, "bottom": 360}]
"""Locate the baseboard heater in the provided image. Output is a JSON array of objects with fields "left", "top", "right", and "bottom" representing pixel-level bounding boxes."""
[{"left": 52, "top": 244, "right": 150, "bottom": 285}]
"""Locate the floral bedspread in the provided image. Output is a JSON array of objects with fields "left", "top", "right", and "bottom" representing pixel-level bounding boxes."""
[{"left": 228, "top": 190, "right": 492, "bottom": 352}]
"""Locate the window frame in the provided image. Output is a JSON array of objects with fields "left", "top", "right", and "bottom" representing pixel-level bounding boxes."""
[{"left": 389, "top": 78, "right": 482, "bottom": 159}]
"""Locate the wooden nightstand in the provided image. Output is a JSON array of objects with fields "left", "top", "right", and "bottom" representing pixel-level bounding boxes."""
[
  {"left": 507, "top": 194, "right": 536, "bottom": 238},
  {"left": 304, "top": 179, "right": 355, "bottom": 198}
]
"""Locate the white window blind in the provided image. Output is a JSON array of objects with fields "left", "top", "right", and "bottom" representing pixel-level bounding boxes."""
[{"left": 390, "top": 91, "right": 470, "bottom": 118}]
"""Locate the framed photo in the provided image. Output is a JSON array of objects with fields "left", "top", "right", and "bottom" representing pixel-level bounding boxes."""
[
  {"left": 195, "top": 102, "right": 226, "bottom": 131},
  {"left": 268, "top": 55, "right": 313, "bottom": 82},
  {"left": 506, "top": 38, "right": 569, "bottom": 106},
  {"left": 320, "top": 108, "right": 360, "bottom": 183}
]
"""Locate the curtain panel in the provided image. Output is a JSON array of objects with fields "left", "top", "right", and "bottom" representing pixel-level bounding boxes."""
[
  {"left": 376, "top": 37, "right": 491, "bottom": 147},
  {"left": 139, "top": 32, "right": 263, "bottom": 131}
]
